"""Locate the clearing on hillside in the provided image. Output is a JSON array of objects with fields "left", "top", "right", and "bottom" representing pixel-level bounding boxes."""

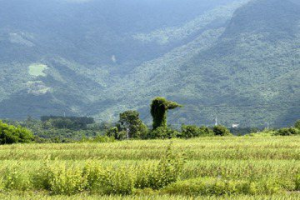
[{"left": 28, "top": 64, "right": 48, "bottom": 77}]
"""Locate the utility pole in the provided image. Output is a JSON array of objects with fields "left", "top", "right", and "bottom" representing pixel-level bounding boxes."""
[{"left": 215, "top": 117, "right": 218, "bottom": 126}]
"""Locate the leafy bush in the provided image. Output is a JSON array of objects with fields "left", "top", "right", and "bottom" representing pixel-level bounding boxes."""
[
  {"left": 213, "top": 125, "right": 232, "bottom": 136},
  {"left": 151, "top": 144, "right": 185, "bottom": 189},
  {"left": 41, "top": 116, "right": 95, "bottom": 130},
  {"left": 30, "top": 144, "right": 184, "bottom": 195},
  {"left": 103, "top": 166, "right": 136, "bottom": 195},
  {"left": 82, "top": 161, "right": 109, "bottom": 192},
  {"left": 135, "top": 143, "right": 185, "bottom": 189},
  {"left": 3, "top": 165, "right": 31, "bottom": 191},
  {"left": 83, "top": 161, "right": 136, "bottom": 195},
  {"left": 34, "top": 162, "right": 86, "bottom": 195},
  {"left": 163, "top": 178, "right": 281, "bottom": 196},
  {"left": 0, "top": 121, "right": 34, "bottom": 144},
  {"left": 148, "top": 127, "right": 179, "bottom": 139},
  {"left": 181, "top": 125, "right": 213, "bottom": 138},
  {"left": 274, "top": 128, "right": 300, "bottom": 136}
]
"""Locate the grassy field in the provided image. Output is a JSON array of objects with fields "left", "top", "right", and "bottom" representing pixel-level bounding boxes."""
[{"left": 0, "top": 137, "right": 300, "bottom": 199}]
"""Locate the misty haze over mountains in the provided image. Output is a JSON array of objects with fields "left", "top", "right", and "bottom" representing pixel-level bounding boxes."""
[{"left": 0, "top": 0, "right": 299, "bottom": 127}]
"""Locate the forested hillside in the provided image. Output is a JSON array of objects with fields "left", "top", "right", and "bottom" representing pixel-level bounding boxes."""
[{"left": 0, "top": 0, "right": 299, "bottom": 127}]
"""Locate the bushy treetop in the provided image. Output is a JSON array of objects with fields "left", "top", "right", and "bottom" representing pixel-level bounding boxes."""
[{"left": 0, "top": 121, "right": 34, "bottom": 144}]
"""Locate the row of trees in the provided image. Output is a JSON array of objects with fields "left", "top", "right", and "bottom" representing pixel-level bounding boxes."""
[
  {"left": 0, "top": 97, "right": 299, "bottom": 144},
  {"left": 106, "top": 97, "right": 300, "bottom": 140},
  {"left": 106, "top": 97, "right": 232, "bottom": 140},
  {"left": 41, "top": 116, "right": 95, "bottom": 130}
]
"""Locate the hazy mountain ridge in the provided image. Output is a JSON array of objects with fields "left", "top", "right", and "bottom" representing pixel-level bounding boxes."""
[
  {"left": 97, "top": 0, "right": 300, "bottom": 127},
  {"left": 0, "top": 0, "right": 299, "bottom": 127}
]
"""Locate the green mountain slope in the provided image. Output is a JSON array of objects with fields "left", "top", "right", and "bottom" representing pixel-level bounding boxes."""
[
  {"left": 0, "top": 0, "right": 299, "bottom": 128},
  {"left": 92, "top": 0, "right": 300, "bottom": 127}
]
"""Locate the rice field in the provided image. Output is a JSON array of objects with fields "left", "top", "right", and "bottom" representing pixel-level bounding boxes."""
[{"left": 1, "top": 136, "right": 300, "bottom": 199}]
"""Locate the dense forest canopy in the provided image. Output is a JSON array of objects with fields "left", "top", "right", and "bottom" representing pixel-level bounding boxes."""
[{"left": 0, "top": 0, "right": 299, "bottom": 128}]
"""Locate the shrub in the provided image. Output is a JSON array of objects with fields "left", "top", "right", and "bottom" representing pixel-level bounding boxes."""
[
  {"left": 103, "top": 166, "right": 136, "bottom": 195},
  {"left": 152, "top": 145, "right": 184, "bottom": 188},
  {"left": 148, "top": 127, "right": 179, "bottom": 139},
  {"left": 135, "top": 143, "right": 185, "bottom": 189},
  {"left": 199, "top": 126, "right": 214, "bottom": 136},
  {"left": 274, "top": 128, "right": 300, "bottom": 136},
  {"left": 16, "top": 144, "right": 185, "bottom": 195},
  {"left": 82, "top": 161, "right": 108, "bottom": 191},
  {"left": 83, "top": 162, "right": 135, "bottom": 195},
  {"left": 213, "top": 125, "right": 231, "bottom": 136},
  {"left": 181, "top": 125, "right": 213, "bottom": 138},
  {"left": 35, "top": 160, "right": 136, "bottom": 195},
  {"left": 34, "top": 162, "right": 86, "bottom": 195},
  {"left": 135, "top": 163, "right": 156, "bottom": 189},
  {"left": 162, "top": 178, "right": 281, "bottom": 196},
  {"left": 0, "top": 121, "right": 34, "bottom": 144},
  {"left": 162, "top": 178, "right": 248, "bottom": 196},
  {"left": 3, "top": 165, "right": 31, "bottom": 191},
  {"left": 181, "top": 125, "right": 199, "bottom": 138}
]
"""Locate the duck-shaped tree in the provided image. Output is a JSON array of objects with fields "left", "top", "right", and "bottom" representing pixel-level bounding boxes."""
[{"left": 151, "top": 97, "right": 182, "bottom": 130}]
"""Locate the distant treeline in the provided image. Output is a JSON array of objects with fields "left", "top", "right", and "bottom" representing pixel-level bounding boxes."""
[
  {"left": 0, "top": 97, "right": 299, "bottom": 144},
  {"left": 40, "top": 116, "right": 95, "bottom": 130}
]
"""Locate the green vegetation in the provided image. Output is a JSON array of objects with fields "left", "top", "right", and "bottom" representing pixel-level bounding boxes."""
[
  {"left": 274, "top": 128, "right": 300, "bottom": 136},
  {"left": 0, "top": 1, "right": 299, "bottom": 199},
  {"left": 213, "top": 125, "right": 232, "bottom": 136},
  {"left": 4, "top": 110, "right": 300, "bottom": 142},
  {"left": 1, "top": 109, "right": 299, "bottom": 199},
  {"left": 25, "top": 144, "right": 183, "bottom": 195},
  {"left": 41, "top": 116, "right": 95, "bottom": 130},
  {"left": 0, "top": 107, "right": 299, "bottom": 200},
  {"left": 118, "top": 110, "right": 148, "bottom": 139},
  {"left": 0, "top": 121, "right": 34, "bottom": 144},
  {"left": 151, "top": 97, "right": 182, "bottom": 130},
  {"left": 180, "top": 125, "right": 213, "bottom": 138},
  {"left": 0, "top": 137, "right": 299, "bottom": 199},
  {"left": 0, "top": 0, "right": 298, "bottom": 128},
  {"left": 148, "top": 127, "right": 180, "bottom": 139},
  {"left": 28, "top": 64, "right": 48, "bottom": 77}
]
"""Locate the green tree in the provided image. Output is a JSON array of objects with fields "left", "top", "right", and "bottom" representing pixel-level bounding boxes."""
[
  {"left": 150, "top": 97, "right": 182, "bottom": 130},
  {"left": 119, "top": 110, "right": 148, "bottom": 139},
  {"left": 149, "top": 127, "right": 179, "bottom": 139},
  {"left": 213, "top": 125, "right": 231, "bottom": 136},
  {"left": 105, "top": 127, "right": 127, "bottom": 140},
  {"left": 0, "top": 121, "right": 34, "bottom": 144},
  {"left": 275, "top": 127, "right": 300, "bottom": 136},
  {"left": 181, "top": 125, "right": 213, "bottom": 138}
]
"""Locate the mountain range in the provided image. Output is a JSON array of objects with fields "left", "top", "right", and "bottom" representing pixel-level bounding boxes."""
[{"left": 0, "top": 0, "right": 299, "bottom": 128}]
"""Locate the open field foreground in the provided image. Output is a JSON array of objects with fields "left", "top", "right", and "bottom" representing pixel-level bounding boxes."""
[{"left": 0, "top": 137, "right": 300, "bottom": 199}]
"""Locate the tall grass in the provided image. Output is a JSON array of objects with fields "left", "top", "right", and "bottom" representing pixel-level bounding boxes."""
[{"left": 0, "top": 137, "right": 299, "bottom": 198}]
